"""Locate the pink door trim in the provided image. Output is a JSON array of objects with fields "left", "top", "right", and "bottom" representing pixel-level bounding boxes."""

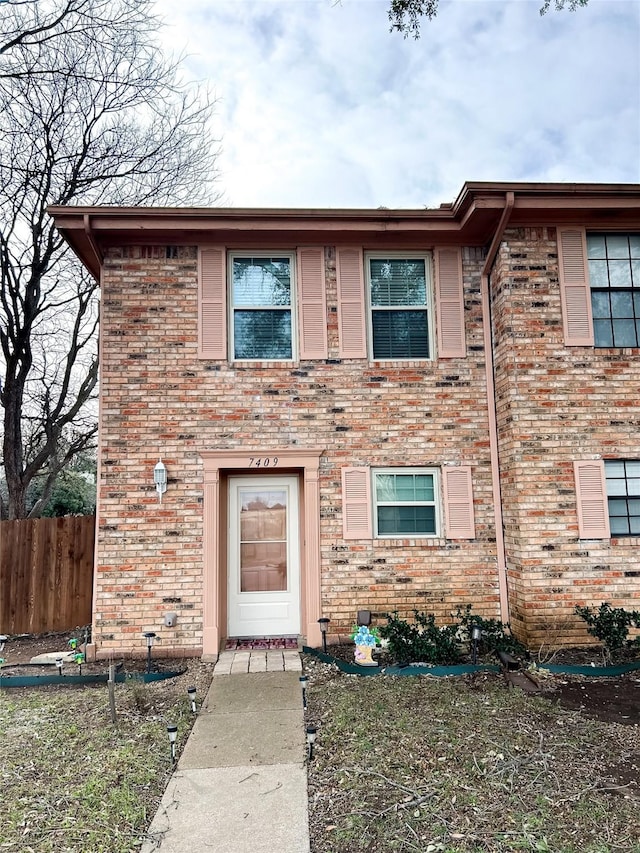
[{"left": 201, "top": 448, "right": 324, "bottom": 657}]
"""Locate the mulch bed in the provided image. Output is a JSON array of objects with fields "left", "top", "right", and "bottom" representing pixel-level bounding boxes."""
[{"left": 312, "top": 643, "right": 640, "bottom": 726}]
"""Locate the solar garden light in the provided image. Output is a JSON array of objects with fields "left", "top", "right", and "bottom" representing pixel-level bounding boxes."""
[
  {"left": 299, "top": 675, "right": 309, "bottom": 709},
  {"left": 470, "top": 623, "right": 482, "bottom": 665},
  {"left": 317, "top": 618, "right": 330, "bottom": 654},
  {"left": 187, "top": 686, "right": 197, "bottom": 713},
  {"left": 306, "top": 725, "right": 317, "bottom": 761},
  {"left": 0, "top": 635, "right": 6, "bottom": 654},
  {"left": 74, "top": 653, "right": 84, "bottom": 675},
  {"left": 55, "top": 656, "right": 64, "bottom": 676},
  {"left": 167, "top": 724, "right": 178, "bottom": 763},
  {"left": 143, "top": 631, "right": 156, "bottom": 673}
]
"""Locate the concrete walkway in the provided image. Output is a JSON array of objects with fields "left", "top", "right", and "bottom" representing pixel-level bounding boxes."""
[{"left": 141, "top": 652, "right": 310, "bottom": 853}]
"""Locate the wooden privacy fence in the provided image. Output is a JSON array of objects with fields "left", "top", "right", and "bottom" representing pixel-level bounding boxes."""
[{"left": 0, "top": 515, "right": 94, "bottom": 634}]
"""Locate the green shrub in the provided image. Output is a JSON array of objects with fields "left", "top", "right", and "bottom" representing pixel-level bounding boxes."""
[
  {"left": 575, "top": 602, "right": 640, "bottom": 661},
  {"left": 379, "top": 611, "right": 461, "bottom": 665},
  {"left": 455, "top": 604, "right": 527, "bottom": 658}
]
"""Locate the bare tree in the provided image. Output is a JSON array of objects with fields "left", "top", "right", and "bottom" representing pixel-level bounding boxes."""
[
  {"left": 0, "top": 0, "right": 220, "bottom": 519},
  {"left": 388, "top": 0, "right": 589, "bottom": 38},
  {"left": 1, "top": 0, "right": 97, "bottom": 57}
]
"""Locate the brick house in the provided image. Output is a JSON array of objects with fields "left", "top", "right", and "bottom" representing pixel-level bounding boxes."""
[{"left": 50, "top": 182, "right": 640, "bottom": 659}]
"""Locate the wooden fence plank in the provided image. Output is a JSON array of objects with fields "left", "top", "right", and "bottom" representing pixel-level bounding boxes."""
[{"left": 0, "top": 516, "right": 94, "bottom": 634}]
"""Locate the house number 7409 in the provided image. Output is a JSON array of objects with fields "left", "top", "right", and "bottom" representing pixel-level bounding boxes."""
[{"left": 249, "top": 457, "right": 279, "bottom": 468}]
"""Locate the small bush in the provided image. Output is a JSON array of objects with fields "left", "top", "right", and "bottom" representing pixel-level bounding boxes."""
[
  {"left": 575, "top": 602, "right": 640, "bottom": 661},
  {"left": 379, "top": 611, "right": 461, "bottom": 665}
]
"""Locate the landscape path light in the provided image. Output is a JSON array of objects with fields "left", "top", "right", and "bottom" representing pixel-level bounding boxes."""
[
  {"left": 299, "top": 675, "right": 308, "bottom": 709},
  {"left": 167, "top": 724, "right": 178, "bottom": 763},
  {"left": 0, "top": 636, "right": 7, "bottom": 686},
  {"left": 471, "top": 623, "right": 482, "bottom": 665},
  {"left": 306, "top": 725, "right": 317, "bottom": 761},
  {"left": 318, "top": 618, "right": 330, "bottom": 654},
  {"left": 187, "top": 686, "right": 197, "bottom": 713},
  {"left": 143, "top": 632, "right": 156, "bottom": 673},
  {"left": 55, "top": 656, "right": 63, "bottom": 676}
]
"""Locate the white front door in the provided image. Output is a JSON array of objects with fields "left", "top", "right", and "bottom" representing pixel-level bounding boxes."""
[{"left": 228, "top": 475, "right": 300, "bottom": 637}]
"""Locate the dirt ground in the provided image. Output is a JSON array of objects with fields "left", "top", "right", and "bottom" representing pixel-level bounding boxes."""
[
  {"left": 1, "top": 630, "right": 88, "bottom": 663},
  {"left": 0, "top": 629, "right": 192, "bottom": 677},
  {"left": 4, "top": 631, "right": 639, "bottom": 727},
  {"left": 318, "top": 642, "right": 640, "bottom": 728}
]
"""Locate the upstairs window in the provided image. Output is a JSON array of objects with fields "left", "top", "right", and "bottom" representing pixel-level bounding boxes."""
[
  {"left": 366, "top": 255, "right": 432, "bottom": 359},
  {"left": 588, "top": 234, "right": 640, "bottom": 347},
  {"left": 230, "top": 254, "right": 294, "bottom": 360},
  {"left": 373, "top": 468, "right": 438, "bottom": 537},
  {"left": 605, "top": 460, "right": 640, "bottom": 536}
]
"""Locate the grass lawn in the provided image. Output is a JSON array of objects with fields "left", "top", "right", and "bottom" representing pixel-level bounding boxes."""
[
  {"left": 305, "top": 665, "right": 640, "bottom": 853},
  {"left": 0, "top": 660, "right": 213, "bottom": 853},
  {"left": 1, "top": 655, "right": 638, "bottom": 853}
]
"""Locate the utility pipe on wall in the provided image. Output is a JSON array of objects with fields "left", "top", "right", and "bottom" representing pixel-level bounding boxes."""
[{"left": 480, "top": 192, "right": 514, "bottom": 625}]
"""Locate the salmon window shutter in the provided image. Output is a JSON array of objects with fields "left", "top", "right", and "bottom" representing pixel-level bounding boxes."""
[
  {"left": 336, "top": 248, "right": 367, "bottom": 358},
  {"left": 297, "top": 247, "right": 328, "bottom": 359},
  {"left": 574, "top": 460, "right": 610, "bottom": 539},
  {"left": 434, "top": 247, "right": 466, "bottom": 358},
  {"left": 198, "top": 247, "right": 226, "bottom": 359},
  {"left": 442, "top": 466, "right": 475, "bottom": 539},
  {"left": 342, "top": 467, "right": 372, "bottom": 539},
  {"left": 557, "top": 227, "right": 594, "bottom": 347}
]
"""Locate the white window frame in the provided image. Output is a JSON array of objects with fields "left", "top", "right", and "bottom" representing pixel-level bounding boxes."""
[
  {"left": 228, "top": 251, "right": 297, "bottom": 362},
  {"left": 365, "top": 252, "right": 434, "bottom": 361},
  {"left": 372, "top": 466, "right": 440, "bottom": 538}
]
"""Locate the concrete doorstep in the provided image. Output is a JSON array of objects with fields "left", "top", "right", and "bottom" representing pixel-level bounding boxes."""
[{"left": 141, "top": 669, "right": 310, "bottom": 853}]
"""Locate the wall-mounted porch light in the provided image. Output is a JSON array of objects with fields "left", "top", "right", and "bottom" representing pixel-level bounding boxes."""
[{"left": 154, "top": 460, "right": 167, "bottom": 503}]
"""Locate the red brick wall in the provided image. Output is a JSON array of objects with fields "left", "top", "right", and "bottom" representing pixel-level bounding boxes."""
[
  {"left": 492, "top": 227, "right": 640, "bottom": 647},
  {"left": 95, "top": 244, "right": 501, "bottom": 656}
]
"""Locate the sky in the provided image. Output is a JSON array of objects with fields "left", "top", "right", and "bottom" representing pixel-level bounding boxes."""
[{"left": 154, "top": 0, "right": 640, "bottom": 209}]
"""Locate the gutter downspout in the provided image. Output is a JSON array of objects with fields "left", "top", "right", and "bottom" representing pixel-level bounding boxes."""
[
  {"left": 83, "top": 214, "right": 102, "bottom": 662},
  {"left": 481, "top": 191, "right": 514, "bottom": 625}
]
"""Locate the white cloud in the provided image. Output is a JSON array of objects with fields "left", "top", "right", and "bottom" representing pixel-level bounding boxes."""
[{"left": 155, "top": 0, "right": 640, "bottom": 208}]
